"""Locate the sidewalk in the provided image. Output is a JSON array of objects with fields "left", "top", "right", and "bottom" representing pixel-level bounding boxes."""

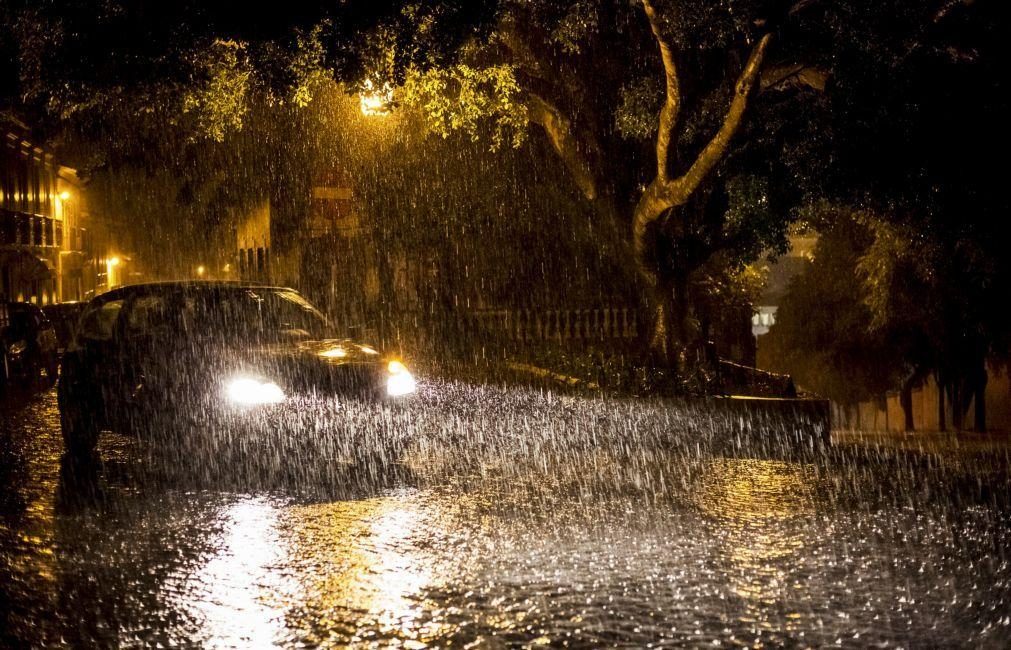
[{"left": 833, "top": 429, "right": 1011, "bottom": 454}]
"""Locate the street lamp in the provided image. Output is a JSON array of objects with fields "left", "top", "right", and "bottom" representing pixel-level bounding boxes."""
[
  {"left": 359, "top": 80, "right": 393, "bottom": 116},
  {"left": 196, "top": 265, "right": 206, "bottom": 278},
  {"left": 107, "top": 256, "right": 121, "bottom": 289}
]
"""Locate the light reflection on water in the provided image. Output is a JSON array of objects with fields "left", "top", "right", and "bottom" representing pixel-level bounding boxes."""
[
  {"left": 280, "top": 496, "right": 446, "bottom": 647},
  {"left": 171, "top": 498, "right": 298, "bottom": 649},
  {"left": 696, "top": 459, "right": 819, "bottom": 632},
  {"left": 156, "top": 495, "right": 451, "bottom": 648},
  {"left": 2, "top": 388, "right": 1010, "bottom": 647}
]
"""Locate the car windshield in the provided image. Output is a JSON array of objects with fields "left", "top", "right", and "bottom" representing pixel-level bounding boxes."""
[{"left": 180, "top": 288, "right": 331, "bottom": 342}]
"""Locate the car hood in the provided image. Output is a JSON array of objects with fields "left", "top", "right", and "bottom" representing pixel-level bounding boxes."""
[{"left": 141, "top": 337, "right": 390, "bottom": 396}]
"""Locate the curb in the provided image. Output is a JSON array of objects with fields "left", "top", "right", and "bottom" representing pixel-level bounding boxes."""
[{"left": 504, "top": 362, "right": 601, "bottom": 391}]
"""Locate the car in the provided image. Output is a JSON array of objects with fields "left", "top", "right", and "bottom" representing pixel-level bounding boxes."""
[
  {"left": 57, "top": 282, "right": 417, "bottom": 456},
  {"left": 1, "top": 301, "right": 59, "bottom": 390},
  {"left": 41, "top": 301, "right": 87, "bottom": 356}
]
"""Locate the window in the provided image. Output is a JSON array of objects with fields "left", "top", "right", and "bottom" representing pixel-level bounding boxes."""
[
  {"left": 124, "top": 294, "right": 172, "bottom": 338},
  {"left": 178, "top": 288, "right": 328, "bottom": 341},
  {"left": 1, "top": 214, "right": 14, "bottom": 245},
  {"left": 77, "top": 299, "right": 125, "bottom": 342},
  {"left": 30, "top": 162, "right": 40, "bottom": 213},
  {"left": 17, "top": 156, "right": 28, "bottom": 212},
  {"left": 16, "top": 215, "right": 28, "bottom": 245}
]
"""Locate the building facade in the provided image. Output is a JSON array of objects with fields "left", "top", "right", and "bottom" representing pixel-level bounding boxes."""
[
  {"left": 1, "top": 120, "right": 128, "bottom": 304},
  {"left": 230, "top": 169, "right": 382, "bottom": 328}
]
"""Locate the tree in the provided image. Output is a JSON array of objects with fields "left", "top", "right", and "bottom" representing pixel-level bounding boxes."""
[
  {"left": 760, "top": 214, "right": 900, "bottom": 422},
  {"left": 822, "top": 0, "right": 1010, "bottom": 431},
  {"left": 763, "top": 0, "right": 1009, "bottom": 431},
  {"left": 4, "top": 0, "right": 831, "bottom": 381},
  {"left": 382, "top": 0, "right": 830, "bottom": 375},
  {"left": 12, "top": 0, "right": 999, "bottom": 393}
]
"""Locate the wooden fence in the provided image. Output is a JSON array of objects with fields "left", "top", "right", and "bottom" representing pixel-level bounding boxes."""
[{"left": 461, "top": 307, "right": 639, "bottom": 343}]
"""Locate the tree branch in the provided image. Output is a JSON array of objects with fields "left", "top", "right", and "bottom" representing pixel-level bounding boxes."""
[
  {"left": 633, "top": 32, "right": 771, "bottom": 271},
  {"left": 525, "top": 92, "right": 600, "bottom": 201},
  {"left": 760, "top": 63, "right": 827, "bottom": 92},
  {"left": 672, "top": 33, "right": 772, "bottom": 201},
  {"left": 497, "top": 21, "right": 550, "bottom": 81},
  {"left": 641, "top": 0, "right": 681, "bottom": 182}
]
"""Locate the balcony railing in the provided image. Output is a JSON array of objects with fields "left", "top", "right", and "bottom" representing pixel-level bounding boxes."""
[{"left": 461, "top": 307, "right": 640, "bottom": 343}]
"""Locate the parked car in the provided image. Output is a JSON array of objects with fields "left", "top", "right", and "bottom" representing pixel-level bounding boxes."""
[
  {"left": 41, "top": 301, "right": 87, "bottom": 356},
  {"left": 1, "top": 301, "right": 59, "bottom": 390},
  {"left": 57, "top": 282, "right": 417, "bottom": 455}
]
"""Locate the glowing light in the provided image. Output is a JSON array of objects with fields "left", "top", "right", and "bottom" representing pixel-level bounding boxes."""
[
  {"left": 386, "top": 360, "right": 416, "bottom": 397},
  {"left": 106, "top": 256, "right": 120, "bottom": 289},
  {"left": 225, "top": 377, "right": 286, "bottom": 405},
  {"left": 196, "top": 265, "right": 206, "bottom": 277},
  {"left": 359, "top": 345, "right": 379, "bottom": 355},
  {"left": 359, "top": 80, "right": 393, "bottom": 116},
  {"left": 58, "top": 190, "right": 71, "bottom": 201},
  {"left": 319, "top": 346, "right": 348, "bottom": 359}
]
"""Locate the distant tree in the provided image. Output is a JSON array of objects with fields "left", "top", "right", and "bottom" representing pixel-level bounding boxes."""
[
  {"left": 858, "top": 218, "right": 1008, "bottom": 432},
  {"left": 760, "top": 215, "right": 900, "bottom": 420},
  {"left": 823, "top": 0, "right": 1010, "bottom": 431}
]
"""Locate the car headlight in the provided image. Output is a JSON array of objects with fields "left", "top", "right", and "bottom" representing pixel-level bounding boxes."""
[
  {"left": 225, "top": 376, "right": 286, "bottom": 405},
  {"left": 386, "top": 360, "right": 416, "bottom": 397}
]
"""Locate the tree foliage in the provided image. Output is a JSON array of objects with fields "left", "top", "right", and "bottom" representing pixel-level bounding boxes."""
[
  {"left": 760, "top": 214, "right": 899, "bottom": 406},
  {"left": 4, "top": 0, "right": 1005, "bottom": 393}
]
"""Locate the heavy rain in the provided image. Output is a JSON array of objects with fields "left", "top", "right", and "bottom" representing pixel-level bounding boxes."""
[{"left": 2, "top": 1, "right": 1010, "bottom": 648}]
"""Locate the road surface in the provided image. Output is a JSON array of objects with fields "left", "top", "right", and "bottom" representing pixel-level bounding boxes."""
[{"left": 2, "top": 384, "right": 1010, "bottom": 647}]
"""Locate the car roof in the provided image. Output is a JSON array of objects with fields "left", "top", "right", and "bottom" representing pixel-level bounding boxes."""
[
  {"left": 5, "top": 301, "right": 44, "bottom": 314},
  {"left": 97, "top": 281, "right": 297, "bottom": 302}
]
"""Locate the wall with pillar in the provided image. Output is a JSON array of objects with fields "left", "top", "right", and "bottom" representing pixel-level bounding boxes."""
[{"left": 837, "top": 365, "right": 1010, "bottom": 433}]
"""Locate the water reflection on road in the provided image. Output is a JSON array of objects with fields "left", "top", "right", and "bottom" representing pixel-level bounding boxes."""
[{"left": 2, "top": 386, "right": 1010, "bottom": 647}]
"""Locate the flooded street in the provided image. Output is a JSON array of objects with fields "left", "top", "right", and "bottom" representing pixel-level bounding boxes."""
[
  {"left": 1, "top": 385, "right": 1008, "bottom": 648},
  {"left": 2, "top": 0, "right": 1008, "bottom": 646}
]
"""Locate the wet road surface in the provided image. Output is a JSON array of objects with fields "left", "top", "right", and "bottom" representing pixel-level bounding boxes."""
[{"left": 2, "top": 384, "right": 1011, "bottom": 648}]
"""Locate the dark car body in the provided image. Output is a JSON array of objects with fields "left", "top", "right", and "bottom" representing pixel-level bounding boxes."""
[
  {"left": 57, "top": 282, "right": 416, "bottom": 455},
  {"left": 41, "top": 301, "right": 87, "bottom": 355},
  {"left": 1, "top": 301, "right": 59, "bottom": 389}
]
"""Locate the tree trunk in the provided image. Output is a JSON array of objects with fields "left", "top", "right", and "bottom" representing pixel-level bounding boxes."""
[
  {"left": 973, "top": 364, "right": 987, "bottom": 433},
  {"left": 644, "top": 264, "right": 707, "bottom": 376},
  {"left": 648, "top": 291, "right": 671, "bottom": 365},
  {"left": 937, "top": 377, "right": 946, "bottom": 432},
  {"left": 950, "top": 383, "right": 963, "bottom": 431},
  {"left": 900, "top": 378, "right": 915, "bottom": 432}
]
